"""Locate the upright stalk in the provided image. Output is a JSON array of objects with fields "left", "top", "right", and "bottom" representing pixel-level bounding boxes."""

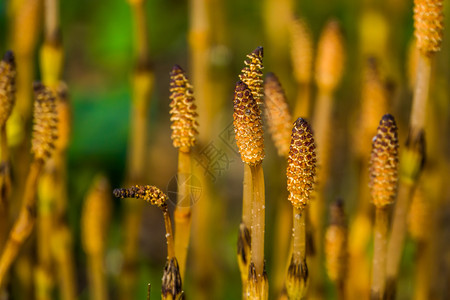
[
  {"left": 121, "top": 1, "right": 153, "bottom": 298},
  {"left": 169, "top": 65, "right": 198, "bottom": 281},
  {"left": 385, "top": 182, "right": 416, "bottom": 298},
  {"left": 233, "top": 80, "right": 266, "bottom": 299},
  {"left": 285, "top": 118, "right": 316, "bottom": 300},
  {"left": 174, "top": 149, "right": 193, "bottom": 279},
  {"left": 409, "top": 55, "right": 431, "bottom": 139},
  {"left": 250, "top": 164, "right": 265, "bottom": 276},
  {"left": 0, "top": 160, "right": 42, "bottom": 285},
  {"left": 369, "top": 115, "right": 399, "bottom": 300},
  {"left": 292, "top": 208, "right": 306, "bottom": 264},
  {"left": 242, "top": 164, "right": 252, "bottom": 227},
  {"left": 371, "top": 207, "right": 389, "bottom": 299}
]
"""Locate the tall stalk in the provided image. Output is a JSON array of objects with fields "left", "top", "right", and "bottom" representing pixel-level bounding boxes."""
[
  {"left": 285, "top": 118, "right": 316, "bottom": 300},
  {"left": 0, "top": 84, "right": 58, "bottom": 286},
  {"left": 369, "top": 115, "right": 399, "bottom": 299},
  {"left": 233, "top": 81, "right": 267, "bottom": 299},
  {"left": 169, "top": 65, "right": 199, "bottom": 280},
  {"left": 120, "top": 0, "right": 153, "bottom": 298}
]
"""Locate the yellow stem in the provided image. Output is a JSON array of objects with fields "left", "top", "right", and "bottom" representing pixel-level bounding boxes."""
[
  {"left": 413, "top": 242, "right": 430, "bottom": 300},
  {"left": 131, "top": 1, "right": 149, "bottom": 66},
  {"left": 163, "top": 206, "right": 175, "bottom": 259},
  {"left": 120, "top": 1, "right": 152, "bottom": 295},
  {"left": 0, "top": 126, "right": 11, "bottom": 251},
  {"left": 1, "top": 126, "right": 9, "bottom": 163},
  {"left": 34, "top": 265, "right": 53, "bottom": 300},
  {"left": 88, "top": 254, "right": 108, "bottom": 300},
  {"left": 250, "top": 163, "right": 265, "bottom": 276},
  {"left": 310, "top": 88, "right": 333, "bottom": 248},
  {"left": 44, "top": 0, "right": 59, "bottom": 43},
  {"left": 189, "top": 0, "right": 210, "bottom": 143},
  {"left": 174, "top": 149, "right": 192, "bottom": 280},
  {"left": 385, "top": 182, "right": 415, "bottom": 291},
  {"left": 292, "top": 207, "right": 306, "bottom": 264},
  {"left": 371, "top": 206, "right": 389, "bottom": 299},
  {"left": 0, "top": 159, "right": 43, "bottom": 286},
  {"left": 242, "top": 163, "right": 252, "bottom": 228},
  {"left": 53, "top": 227, "right": 77, "bottom": 300},
  {"left": 293, "top": 82, "right": 311, "bottom": 119},
  {"left": 272, "top": 196, "right": 292, "bottom": 294},
  {"left": 409, "top": 54, "right": 431, "bottom": 139}
]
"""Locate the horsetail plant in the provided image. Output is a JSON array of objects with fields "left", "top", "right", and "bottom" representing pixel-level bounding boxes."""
[
  {"left": 286, "top": 118, "right": 316, "bottom": 299},
  {"left": 0, "top": 83, "right": 58, "bottom": 286},
  {"left": 114, "top": 185, "right": 184, "bottom": 300},
  {"left": 233, "top": 80, "right": 267, "bottom": 299},
  {"left": 369, "top": 114, "right": 399, "bottom": 300},
  {"left": 235, "top": 47, "right": 265, "bottom": 299},
  {"left": 170, "top": 64, "right": 198, "bottom": 280},
  {"left": 409, "top": 0, "right": 444, "bottom": 141}
]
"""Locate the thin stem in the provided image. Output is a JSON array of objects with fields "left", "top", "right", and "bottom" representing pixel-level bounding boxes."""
[
  {"left": 131, "top": 1, "right": 150, "bottom": 66},
  {"left": 250, "top": 163, "right": 265, "bottom": 276},
  {"left": 189, "top": 0, "right": 210, "bottom": 143},
  {"left": 293, "top": 82, "right": 311, "bottom": 119},
  {"left": 292, "top": 207, "right": 306, "bottom": 264},
  {"left": 0, "top": 159, "right": 44, "bottom": 286},
  {"left": 44, "top": 0, "right": 59, "bottom": 43},
  {"left": 371, "top": 206, "right": 389, "bottom": 299},
  {"left": 88, "top": 254, "right": 108, "bottom": 300},
  {"left": 272, "top": 196, "right": 292, "bottom": 294},
  {"left": 162, "top": 206, "right": 175, "bottom": 259},
  {"left": 1, "top": 126, "right": 9, "bottom": 164},
  {"left": 174, "top": 149, "right": 192, "bottom": 280},
  {"left": 0, "top": 125, "right": 10, "bottom": 251},
  {"left": 54, "top": 230, "right": 77, "bottom": 300},
  {"left": 413, "top": 242, "right": 430, "bottom": 300},
  {"left": 409, "top": 54, "right": 431, "bottom": 138},
  {"left": 242, "top": 163, "right": 252, "bottom": 227},
  {"left": 120, "top": 1, "right": 152, "bottom": 297},
  {"left": 310, "top": 89, "right": 333, "bottom": 253},
  {"left": 337, "top": 280, "right": 346, "bottom": 300},
  {"left": 385, "top": 182, "right": 415, "bottom": 292}
]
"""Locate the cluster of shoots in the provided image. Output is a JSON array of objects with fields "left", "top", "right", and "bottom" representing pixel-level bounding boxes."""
[
  {"left": 0, "top": 0, "right": 446, "bottom": 298},
  {"left": 0, "top": 61, "right": 59, "bottom": 286}
]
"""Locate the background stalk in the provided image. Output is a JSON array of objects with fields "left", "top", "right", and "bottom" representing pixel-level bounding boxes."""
[
  {"left": 385, "top": 182, "right": 416, "bottom": 298},
  {"left": 120, "top": 0, "right": 153, "bottom": 298},
  {"left": 0, "top": 159, "right": 43, "bottom": 286},
  {"left": 82, "top": 176, "right": 111, "bottom": 300},
  {"left": 87, "top": 254, "right": 108, "bottom": 300},
  {"left": 52, "top": 227, "right": 76, "bottom": 300},
  {"left": 0, "top": 125, "right": 10, "bottom": 254}
]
